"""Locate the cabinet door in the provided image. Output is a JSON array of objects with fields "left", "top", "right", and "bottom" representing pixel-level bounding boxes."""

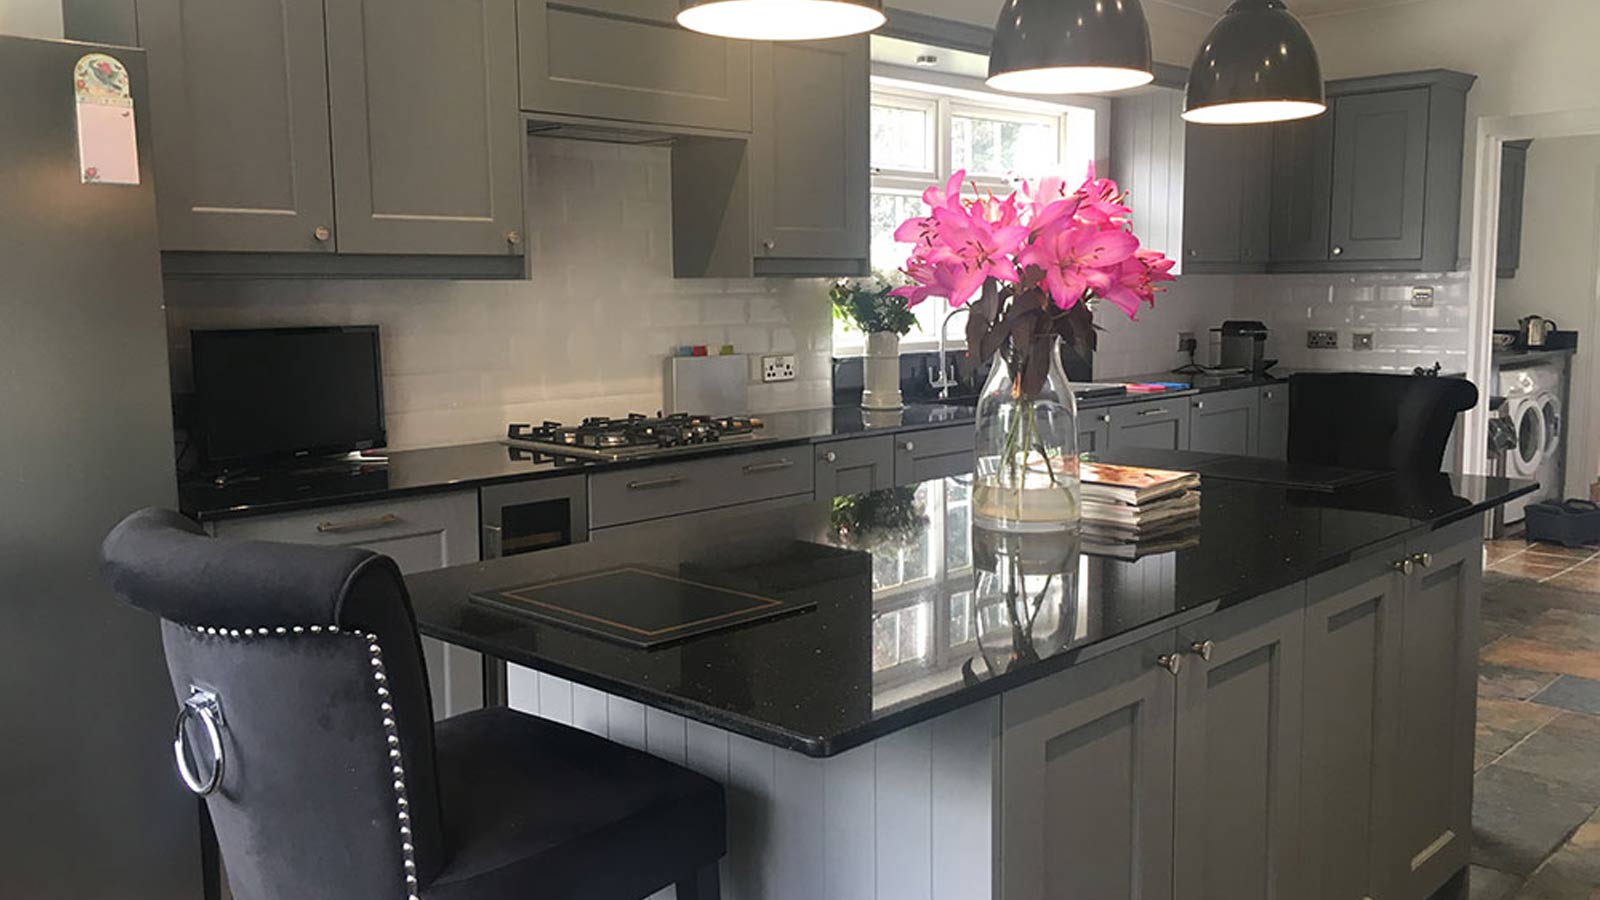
[
  {"left": 1269, "top": 113, "right": 1334, "bottom": 262},
  {"left": 1181, "top": 124, "right": 1244, "bottom": 267},
  {"left": 815, "top": 435, "right": 894, "bottom": 498},
  {"left": 1175, "top": 583, "right": 1305, "bottom": 900},
  {"left": 1001, "top": 633, "right": 1178, "bottom": 900},
  {"left": 1497, "top": 140, "right": 1531, "bottom": 277},
  {"left": 1256, "top": 385, "right": 1289, "bottom": 460},
  {"left": 517, "top": 0, "right": 751, "bottom": 132},
  {"left": 893, "top": 425, "right": 976, "bottom": 485},
  {"left": 325, "top": 0, "right": 524, "bottom": 256},
  {"left": 1301, "top": 543, "right": 1406, "bottom": 900},
  {"left": 1328, "top": 89, "right": 1430, "bottom": 263},
  {"left": 1108, "top": 397, "right": 1191, "bottom": 451},
  {"left": 1080, "top": 411, "right": 1114, "bottom": 456},
  {"left": 750, "top": 38, "right": 869, "bottom": 269},
  {"left": 1393, "top": 522, "right": 1481, "bottom": 900},
  {"left": 1187, "top": 389, "right": 1260, "bottom": 456},
  {"left": 136, "top": 0, "right": 335, "bottom": 252}
]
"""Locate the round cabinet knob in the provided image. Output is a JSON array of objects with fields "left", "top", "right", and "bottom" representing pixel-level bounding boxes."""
[
  {"left": 762, "top": 239, "right": 776, "bottom": 251},
  {"left": 901, "top": 441, "right": 915, "bottom": 452},
  {"left": 1100, "top": 414, "right": 1112, "bottom": 423},
  {"left": 1393, "top": 558, "right": 1415, "bottom": 576},
  {"left": 1188, "top": 249, "right": 1199, "bottom": 258},
  {"left": 822, "top": 451, "right": 837, "bottom": 464},
  {"left": 1264, "top": 390, "right": 1274, "bottom": 399},
  {"left": 1194, "top": 400, "right": 1205, "bottom": 410},
  {"left": 506, "top": 230, "right": 522, "bottom": 246},
  {"left": 312, "top": 225, "right": 332, "bottom": 243},
  {"left": 1332, "top": 246, "right": 1344, "bottom": 256},
  {"left": 1157, "top": 653, "right": 1183, "bottom": 675},
  {"left": 1190, "top": 639, "right": 1215, "bottom": 661},
  {"left": 1412, "top": 552, "right": 1433, "bottom": 568}
]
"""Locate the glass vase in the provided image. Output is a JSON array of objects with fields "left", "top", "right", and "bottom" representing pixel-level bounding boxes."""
[
  {"left": 972, "top": 336, "right": 1081, "bottom": 533},
  {"left": 971, "top": 524, "right": 1081, "bottom": 677}
]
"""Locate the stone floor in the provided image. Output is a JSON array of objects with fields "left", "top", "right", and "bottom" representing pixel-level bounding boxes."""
[{"left": 1472, "top": 538, "right": 1600, "bottom": 900}]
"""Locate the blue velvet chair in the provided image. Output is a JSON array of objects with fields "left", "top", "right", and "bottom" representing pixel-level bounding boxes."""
[{"left": 1288, "top": 372, "right": 1479, "bottom": 472}]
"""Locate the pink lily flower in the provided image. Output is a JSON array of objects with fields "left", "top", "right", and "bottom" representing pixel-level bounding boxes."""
[
  {"left": 927, "top": 203, "right": 1028, "bottom": 288},
  {"left": 891, "top": 257, "right": 978, "bottom": 307},
  {"left": 1017, "top": 219, "right": 1139, "bottom": 311}
]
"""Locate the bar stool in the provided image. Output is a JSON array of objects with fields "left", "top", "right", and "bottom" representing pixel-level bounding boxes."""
[
  {"left": 1288, "top": 372, "right": 1479, "bottom": 471},
  {"left": 101, "top": 508, "right": 725, "bottom": 900}
]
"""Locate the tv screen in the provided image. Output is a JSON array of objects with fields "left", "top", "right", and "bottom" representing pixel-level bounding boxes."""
[{"left": 191, "top": 326, "right": 386, "bottom": 465}]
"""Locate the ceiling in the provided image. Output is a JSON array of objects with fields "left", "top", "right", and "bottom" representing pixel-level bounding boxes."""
[{"left": 1151, "top": 0, "right": 1425, "bottom": 17}]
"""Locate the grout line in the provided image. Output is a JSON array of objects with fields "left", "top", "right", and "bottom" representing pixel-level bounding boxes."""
[{"left": 1536, "top": 550, "right": 1599, "bottom": 584}]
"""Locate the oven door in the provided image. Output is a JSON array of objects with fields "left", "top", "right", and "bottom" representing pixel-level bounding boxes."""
[{"left": 480, "top": 474, "right": 588, "bottom": 559}]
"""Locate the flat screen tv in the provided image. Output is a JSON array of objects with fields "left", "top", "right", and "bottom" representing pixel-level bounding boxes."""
[{"left": 191, "top": 326, "right": 386, "bottom": 466}]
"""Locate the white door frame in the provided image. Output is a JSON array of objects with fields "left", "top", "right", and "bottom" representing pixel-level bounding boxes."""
[{"left": 1464, "top": 108, "right": 1600, "bottom": 483}]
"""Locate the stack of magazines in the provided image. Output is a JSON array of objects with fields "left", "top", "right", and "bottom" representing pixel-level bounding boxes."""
[{"left": 1079, "top": 462, "right": 1202, "bottom": 559}]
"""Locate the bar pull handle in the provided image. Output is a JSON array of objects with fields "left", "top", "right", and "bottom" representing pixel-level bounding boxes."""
[
  {"left": 1138, "top": 408, "right": 1170, "bottom": 418},
  {"left": 316, "top": 512, "right": 401, "bottom": 534},
  {"left": 626, "top": 475, "right": 687, "bottom": 490},
  {"left": 742, "top": 459, "right": 795, "bottom": 475}
]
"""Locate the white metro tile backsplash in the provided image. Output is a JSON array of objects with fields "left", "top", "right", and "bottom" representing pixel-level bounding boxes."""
[
  {"left": 1234, "top": 271, "right": 1471, "bottom": 374},
  {"left": 163, "top": 139, "right": 834, "bottom": 450},
  {"left": 1092, "top": 274, "right": 1241, "bottom": 379}
]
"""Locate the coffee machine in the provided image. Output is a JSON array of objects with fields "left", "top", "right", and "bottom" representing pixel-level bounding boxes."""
[{"left": 1209, "top": 320, "right": 1269, "bottom": 372}]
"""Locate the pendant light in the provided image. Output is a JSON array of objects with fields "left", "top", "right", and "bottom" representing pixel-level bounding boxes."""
[
  {"left": 987, "top": 0, "right": 1155, "bottom": 95},
  {"left": 676, "top": 0, "right": 886, "bottom": 41},
  {"left": 1184, "top": 0, "right": 1325, "bottom": 124}
]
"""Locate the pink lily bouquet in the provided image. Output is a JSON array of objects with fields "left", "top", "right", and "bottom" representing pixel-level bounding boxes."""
[{"left": 890, "top": 165, "right": 1176, "bottom": 398}]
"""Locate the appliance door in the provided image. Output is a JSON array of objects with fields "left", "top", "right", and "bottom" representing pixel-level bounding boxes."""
[
  {"left": 1505, "top": 396, "right": 1547, "bottom": 479},
  {"left": 0, "top": 37, "right": 201, "bottom": 900},
  {"left": 481, "top": 475, "right": 589, "bottom": 558}
]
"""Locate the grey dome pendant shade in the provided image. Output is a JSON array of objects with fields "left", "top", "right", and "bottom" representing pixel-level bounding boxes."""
[
  {"left": 676, "top": 0, "right": 886, "bottom": 40},
  {"left": 1184, "top": 0, "right": 1325, "bottom": 124},
  {"left": 987, "top": 0, "right": 1155, "bottom": 95}
]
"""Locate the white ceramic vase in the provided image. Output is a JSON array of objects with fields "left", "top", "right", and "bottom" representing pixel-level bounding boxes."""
[{"left": 861, "top": 331, "right": 903, "bottom": 411}]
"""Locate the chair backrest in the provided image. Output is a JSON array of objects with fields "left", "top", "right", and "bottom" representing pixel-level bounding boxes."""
[
  {"left": 1287, "top": 373, "right": 1479, "bottom": 471},
  {"left": 101, "top": 509, "right": 443, "bottom": 900}
]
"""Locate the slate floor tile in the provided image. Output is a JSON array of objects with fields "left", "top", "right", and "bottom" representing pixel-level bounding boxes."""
[
  {"left": 1478, "top": 698, "right": 1562, "bottom": 760},
  {"left": 1473, "top": 765, "right": 1599, "bottom": 875},
  {"left": 1483, "top": 611, "right": 1600, "bottom": 680},
  {"left": 1483, "top": 665, "right": 1563, "bottom": 702},
  {"left": 1470, "top": 865, "right": 1526, "bottom": 900},
  {"left": 1534, "top": 677, "right": 1600, "bottom": 717},
  {"left": 1494, "top": 714, "right": 1600, "bottom": 801}
]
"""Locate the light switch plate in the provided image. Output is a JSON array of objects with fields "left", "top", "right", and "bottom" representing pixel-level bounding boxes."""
[
  {"left": 1410, "top": 286, "right": 1435, "bottom": 308},
  {"left": 1353, "top": 331, "right": 1374, "bottom": 350},
  {"left": 761, "top": 354, "right": 797, "bottom": 383},
  {"left": 1306, "top": 329, "right": 1338, "bottom": 350}
]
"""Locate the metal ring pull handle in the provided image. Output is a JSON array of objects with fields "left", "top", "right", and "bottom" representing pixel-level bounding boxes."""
[{"left": 174, "top": 687, "right": 225, "bottom": 796}]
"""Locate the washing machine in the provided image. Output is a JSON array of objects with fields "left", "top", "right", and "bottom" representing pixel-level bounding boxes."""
[{"left": 1496, "top": 365, "right": 1565, "bottom": 524}]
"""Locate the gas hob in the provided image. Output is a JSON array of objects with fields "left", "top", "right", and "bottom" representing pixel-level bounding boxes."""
[{"left": 503, "top": 413, "right": 766, "bottom": 462}]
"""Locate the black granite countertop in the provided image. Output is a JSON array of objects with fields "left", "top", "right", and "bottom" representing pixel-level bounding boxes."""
[{"left": 405, "top": 450, "right": 1534, "bottom": 757}]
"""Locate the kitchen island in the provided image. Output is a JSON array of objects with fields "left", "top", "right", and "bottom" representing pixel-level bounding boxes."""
[{"left": 407, "top": 450, "right": 1533, "bottom": 900}]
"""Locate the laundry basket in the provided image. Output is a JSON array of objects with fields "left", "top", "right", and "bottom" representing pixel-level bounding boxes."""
[{"left": 1524, "top": 500, "right": 1600, "bottom": 548}]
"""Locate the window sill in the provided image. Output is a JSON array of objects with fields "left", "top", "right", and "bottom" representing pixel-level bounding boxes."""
[{"left": 832, "top": 339, "right": 966, "bottom": 358}]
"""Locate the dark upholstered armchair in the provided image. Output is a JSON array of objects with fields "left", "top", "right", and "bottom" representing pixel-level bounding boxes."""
[
  {"left": 1288, "top": 372, "right": 1479, "bottom": 472},
  {"left": 102, "top": 508, "right": 725, "bottom": 900}
]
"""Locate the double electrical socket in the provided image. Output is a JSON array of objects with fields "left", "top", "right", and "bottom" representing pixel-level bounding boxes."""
[
  {"left": 761, "top": 354, "right": 796, "bottom": 383},
  {"left": 1306, "top": 329, "right": 1338, "bottom": 350}
]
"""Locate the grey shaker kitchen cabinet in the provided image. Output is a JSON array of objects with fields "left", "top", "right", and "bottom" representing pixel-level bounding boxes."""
[
  {"left": 1173, "top": 582, "right": 1306, "bottom": 900},
  {"left": 517, "top": 0, "right": 752, "bottom": 133},
  {"left": 748, "top": 37, "right": 871, "bottom": 275},
  {"left": 111, "top": 0, "right": 339, "bottom": 253},
  {"left": 1497, "top": 139, "right": 1532, "bottom": 278},
  {"left": 1079, "top": 410, "right": 1113, "bottom": 455},
  {"left": 1180, "top": 124, "right": 1271, "bottom": 273},
  {"left": 892, "top": 425, "right": 976, "bottom": 486},
  {"left": 588, "top": 446, "right": 814, "bottom": 529},
  {"left": 815, "top": 435, "right": 895, "bottom": 498},
  {"left": 1256, "top": 384, "right": 1290, "bottom": 459},
  {"left": 1392, "top": 520, "right": 1481, "bottom": 900},
  {"left": 1300, "top": 542, "right": 1406, "bottom": 900},
  {"left": 205, "top": 491, "right": 484, "bottom": 719},
  {"left": 1268, "top": 111, "right": 1334, "bottom": 263},
  {"left": 1186, "top": 387, "right": 1260, "bottom": 456},
  {"left": 325, "top": 0, "right": 525, "bottom": 256},
  {"left": 1000, "top": 632, "right": 1179, "bottom": 900},
  {"left": 1107, "top": 397, "right": 1191, "bottom": 452}
]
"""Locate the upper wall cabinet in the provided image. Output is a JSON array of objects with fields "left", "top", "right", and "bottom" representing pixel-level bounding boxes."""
[
  {"left": 1269, "top": 70, "right": 1475, "bottom": 273},
  {"left": 518, "top": 0, "right": 752, "bottom": 133},
  {"left": 1497, "top": 139, "right": 1532, "bottom": 278},
  {"left": 64, "top": 0, "right": 526, "bottom": 264},
  {"left": 1181, "top": 122, "right": 1271, "bottom": 273},
  {"left": 749, "top": 38, "right": 870, "bottom": 275},
  {"left": 326, "top": 0, "right": 525, "bottom": 256},
  {"left": 126, "top": 0, "right": 337, "bottom": 253}
]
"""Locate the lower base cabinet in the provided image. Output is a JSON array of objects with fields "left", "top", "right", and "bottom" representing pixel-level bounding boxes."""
[{"left": 1000, "top": 520, "right": 1482, "bottom": 900}]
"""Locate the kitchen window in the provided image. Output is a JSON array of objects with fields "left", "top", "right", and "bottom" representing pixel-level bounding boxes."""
[{"left": 840, "top": 77, "right": 1098, "bottom": 355}]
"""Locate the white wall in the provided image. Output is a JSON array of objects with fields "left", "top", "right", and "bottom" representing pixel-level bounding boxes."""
[
  {"left": 1494, "top": 135, "right": 1600, "bottom": 496},
  {"left": 0, "top": 0, "right": 60, "bottom": 38},
  {"left": 165, "top": 141, "right": 835, "bottom": 450}
]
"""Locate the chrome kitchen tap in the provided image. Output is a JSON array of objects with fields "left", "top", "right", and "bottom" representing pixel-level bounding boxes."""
[{"left": 929, "top": 305, "right": 970, "bottom": 399}]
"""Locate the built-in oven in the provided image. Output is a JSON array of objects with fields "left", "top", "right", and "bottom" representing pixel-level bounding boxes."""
[{"left": 480, "top": 475, "right": 588, "bottom": 559}]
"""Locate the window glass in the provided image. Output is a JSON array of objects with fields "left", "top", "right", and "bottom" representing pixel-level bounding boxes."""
[
  {"left": 950, "top": 112, "right": 1055, "bottom": 180},
  {"left": 871, "top": 103, "right": 933, "bottom": 172}
]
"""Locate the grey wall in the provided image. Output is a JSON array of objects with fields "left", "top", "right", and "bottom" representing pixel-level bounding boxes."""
[{"left": 0, "top": 0, "right": 61, "bottom": 38}]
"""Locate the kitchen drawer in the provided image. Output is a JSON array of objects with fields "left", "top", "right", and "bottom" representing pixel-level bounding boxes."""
[
  {"left": 207, "top": 490, "right": 479, "bottom": 571},
  {"left": 893, "top": 424, "right": 976, "bottom": 485},
  {"left": 816, "top": 435, "right": 895, "bottom": 498},
  {"left": 1107, "top": 397, "right": 1191, "bottom": 451},
  {"left": 588, "top": 445, "right": 814, "bottom": 528}
]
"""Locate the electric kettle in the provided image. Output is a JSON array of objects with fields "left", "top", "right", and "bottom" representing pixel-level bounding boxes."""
[{"left": 1520, "top": 315, "right": 1559, "bottom": 348}]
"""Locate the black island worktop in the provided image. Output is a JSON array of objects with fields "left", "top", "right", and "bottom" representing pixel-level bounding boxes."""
[{"left": 405, "top": 449, "right": 1533, "bottom": 757}]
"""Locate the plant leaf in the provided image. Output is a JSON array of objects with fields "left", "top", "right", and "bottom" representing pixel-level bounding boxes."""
[{"left": 1019, "top": 333, "right": 1056, "bottom": 398}]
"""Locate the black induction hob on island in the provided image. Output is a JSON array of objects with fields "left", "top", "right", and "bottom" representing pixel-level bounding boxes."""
[{"left": 504, "top": 413, "right": 766, "bottom": 462}]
